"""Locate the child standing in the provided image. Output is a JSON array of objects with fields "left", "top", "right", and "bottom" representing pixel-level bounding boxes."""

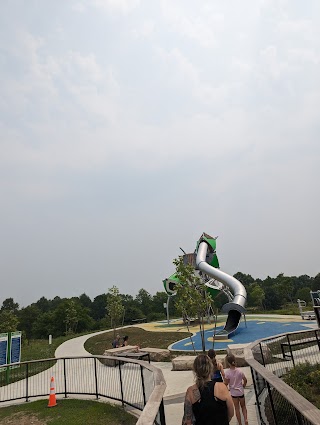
[
  {"left": 208, "top": 349, "right": 225, "bottom": 383},
  {"left": 225, "top": 354, "right": 248, "bottom": 425}
]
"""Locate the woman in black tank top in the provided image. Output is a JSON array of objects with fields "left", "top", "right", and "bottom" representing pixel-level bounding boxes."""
[{"left": 182, "top": 354, "right": 234, "bottom": 425}]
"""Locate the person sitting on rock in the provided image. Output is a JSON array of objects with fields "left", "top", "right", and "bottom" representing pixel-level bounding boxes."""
[
  {"left": 112, "top": 334, "right": 121, "bottom": 348},
  {"left": 122, "top": 335, "right": 129, "bottom": 346}
]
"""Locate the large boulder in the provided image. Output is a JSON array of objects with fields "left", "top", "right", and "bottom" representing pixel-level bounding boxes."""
[
  {"left": 172, "top": 356, "right": 196, "bottom": 371},
  {"left": 102, "top": 345, "right": 139, "bottom": 366},
  {"left": 251, "top": 344, "right": 272, "bottom": 364},
  {"left": 142, "top": 347, "right": 171, "bottom": 362}
]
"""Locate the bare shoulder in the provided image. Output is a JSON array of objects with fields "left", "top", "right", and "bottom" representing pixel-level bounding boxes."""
[
  {"left": 186, "top": 384, "right": 201, "bottom": 403},
  {"left": 214, "top": 382, "right": 229, "bottom": 400}
]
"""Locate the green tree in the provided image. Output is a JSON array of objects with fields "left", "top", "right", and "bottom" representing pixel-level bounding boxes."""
[
  {"left": 91, "top": 294, "right": 107, "bottom": 321},
  {"left": 0, "top": 310, "right": 19, "bottom": 333},
  {"left": 64, "top": 300, "right": 79, "bottom": 335},
  {"left": 135, "top": 289, "right": 153, "bottom": 317},
  {"left": 107, "top": 286, "right": 125, "bottom": 338},
  {"left": 1, "top": 298, "right": 19, "bottom": 314},
  {"left": 18, "top": 305, "right": 41, "bottom": 342},
  {"left": 312, "top": 273, "right": 320, "bottom": 291},
  {"left": 296, "top": 287, "right": 312, "bottom": 303},
  {"left": 233, "top": 272, "right": 255, "bottom": 287},
  {"left": 173, "top": 256, "right": 213, "bottom": 353},
  {"left": 34, "top": 296, "right": 50, "bottom": 313},
  {"left": 32, "top": 311, "right": 55, "bottom": 338},
  {"left": 263, "top": 286, "right": 282, "bottom": 310},
  {"left": 249, "top": 283, "right": 265, "bottom": 309},
  {"left": 79, "top": 293, "right": 92, "bottom": 310},
  {"left": 276, "top": 274, "right": 295, "bottom": 305}
]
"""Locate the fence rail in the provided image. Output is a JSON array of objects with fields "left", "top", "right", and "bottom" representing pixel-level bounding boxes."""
[
  {"left": 245, "top": 328, "right": 320, "bottom": 425},
  {"left": 0, "top": 356, "right": 166, "bottom": 425}
]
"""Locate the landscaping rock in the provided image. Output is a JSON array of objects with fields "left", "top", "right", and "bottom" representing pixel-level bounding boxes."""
[
  {"left": 251, "top": 344, "right": 272, "bottom": 364},
  {"left": 172, "top": 356, "right": 196, "bottom": 371},
  {"left": 142, "top": 347, "right": 171, "bottom": 362},
  {"left": 102, "top": 345, "right": 139, "bottom": 366}
]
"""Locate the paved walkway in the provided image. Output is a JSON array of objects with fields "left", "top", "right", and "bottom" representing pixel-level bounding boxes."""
[
  {"left": 158, "top": 361, "right": 257, "bottom": 425},
  {"left": 54, "top": 331, "right": 259, "bottom": 424},
  {"left": 1, "top": 328, "right": 259, "bottom": 424}
]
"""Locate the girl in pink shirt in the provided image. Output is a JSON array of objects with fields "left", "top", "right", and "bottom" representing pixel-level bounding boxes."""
[{"left": 225, "top": 354, "right": 248, "bottom": 425}]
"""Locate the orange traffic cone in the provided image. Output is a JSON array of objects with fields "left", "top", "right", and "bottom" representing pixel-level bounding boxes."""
[{"left": 48, "top": 376, "right": 57, "bottom": 407}]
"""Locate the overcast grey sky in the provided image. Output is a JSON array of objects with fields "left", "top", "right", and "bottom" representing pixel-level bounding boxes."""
[{"left": 1, "top": 0, "right": 320, "bottom": 307}]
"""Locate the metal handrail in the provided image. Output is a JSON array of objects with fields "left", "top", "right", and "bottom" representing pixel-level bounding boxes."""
[
  {"left": 0, "top": 355, "right": 166, "bottom": 425},
  {"left": 244, "top": 329, "right": 320, "bottom": 424}
]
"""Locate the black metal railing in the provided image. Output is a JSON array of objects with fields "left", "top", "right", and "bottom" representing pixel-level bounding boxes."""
[
  {"left": 0, "top": 356, "right": 166, "bottom": 425},
  {"left": 245, "top": 329, "right": 320, "bottom": 425}
]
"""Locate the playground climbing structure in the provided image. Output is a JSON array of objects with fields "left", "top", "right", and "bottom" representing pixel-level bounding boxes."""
[{"left": 163, "top": 232, "right": 247, "bottom": 340}]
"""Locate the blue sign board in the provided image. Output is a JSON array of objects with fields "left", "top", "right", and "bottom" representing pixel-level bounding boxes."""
[
  {"left": 0, "top": 333, "right": 9, "bottom": 370},
  {"left": 10, "top": 332, "right": 21, "bottom": 364}
]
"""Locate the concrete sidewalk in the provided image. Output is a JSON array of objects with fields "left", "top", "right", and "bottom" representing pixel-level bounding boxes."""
[
  {"left": 155, "top": 361, "right": 258, "bottom": 425},
  {"left": 54, "top": 331, "right": 258, "bottom": 424},
  {"left": 53, "top": 330, "right": 259, "bottom": 424}
]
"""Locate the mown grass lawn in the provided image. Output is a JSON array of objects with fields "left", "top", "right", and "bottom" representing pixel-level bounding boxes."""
[
  {"left": 84, "top": 326, "right": 191, "bottom": 355},
  {"left": 21, "top": 335, "right": 83, "bottom": 362},
  {"left": 0, "top": 399, "right": 136, "bottom": 425}
]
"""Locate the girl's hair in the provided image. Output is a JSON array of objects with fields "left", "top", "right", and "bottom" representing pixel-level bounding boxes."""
[
  {"left": 226, "top": 354, "right": 236, "bottom": 367},
  {"left": 208, "top": 349, "right": 218, "bottom": 372},
  {"left": 193, "top": 354, "right": 213, "bottom": 390},
  {"left": 123, "top": 336, "right": 128, "bottom": 341}
]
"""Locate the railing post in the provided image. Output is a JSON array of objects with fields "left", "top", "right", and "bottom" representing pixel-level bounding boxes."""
[
  {"left": 266, "top": 382, "right": 278, "bottom": 425},
  {"left": 118, "top": 359, "right": 124, "bottom": 407},
  {"left": 159, "top": 399, "right": 166, "bottom": 425},
  {"left": 94, "top": 357, "right": 99, "bottom": 399},
  {"left": 259, "top": 343, "right": 265, "bottom": 366},
  {"left": 140, "top": 365, "right": 146, "bottom": 406},
  {"left": 63, "top": 358, "right": 67, "bottom": 398},
  {"left": 250, "top": 367, "right": 263, "bottom": 424},
  {"left": 25, "top": 362, "right": 29, "bottom": 402},
  {"left": 287, "top": 334, "right": 295, "bottom": 367},
  {"left": 315, "top": 329, "right": 320, "bottom": 352}
]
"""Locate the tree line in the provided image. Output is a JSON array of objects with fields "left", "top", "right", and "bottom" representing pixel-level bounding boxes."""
[{"left": 0, "top": 271, "right": 319, "bottom": 340}]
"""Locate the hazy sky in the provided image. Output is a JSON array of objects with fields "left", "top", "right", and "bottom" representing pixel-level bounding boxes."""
[{"left": 1, "top": 0, "right": 320, "bottom": 307}]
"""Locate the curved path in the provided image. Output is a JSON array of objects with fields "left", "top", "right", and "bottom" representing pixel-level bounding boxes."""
[
  {"left": 1, "top": 325, "right": 260, "bottom": 424},
  {"left": 54, "top": 328, "right": 258, "bottom": 425},
  {"left": 54, "top": 329, "right": 110, "bottom": 357}
]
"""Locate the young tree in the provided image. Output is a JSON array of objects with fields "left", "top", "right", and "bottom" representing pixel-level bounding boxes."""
[
  {"left": 106, "top": 286, "right": 124, "bottom": 338},
  {"left": 0, "top": 310, "right": 19, "bottom": 333},
  {"left": 173, "top": 256, "right": 213, "bottom": 353},
  {"left": 64, "top": 300, "right": 79, "bottom": 335}
]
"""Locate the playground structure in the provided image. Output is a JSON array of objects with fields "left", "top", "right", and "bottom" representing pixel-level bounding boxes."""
[
  {"left": 310, "top": 290, "right": 320, "bottom": 328},
  {"left": 297, "top": 298, "right": 315, "bottom": 320},
  {"left": 297, "top": 291, "right": 320, "bottom": 320},
  {"left": 163, "top": 232, "right": 247, "bottom": 340}
]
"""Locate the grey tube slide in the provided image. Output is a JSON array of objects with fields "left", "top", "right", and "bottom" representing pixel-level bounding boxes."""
[{"left": 196, "top": 242, "right": 247, "bottom": 313}]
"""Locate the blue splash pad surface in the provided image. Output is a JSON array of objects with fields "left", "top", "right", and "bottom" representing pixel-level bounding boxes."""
[{"left": 170, "top": 320, "right": 315, "bottom": 351}]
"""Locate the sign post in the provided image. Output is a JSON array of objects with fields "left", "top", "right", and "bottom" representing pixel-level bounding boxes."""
[
  {"left": 0, "top": 333, "right": 9, "bottom": 371},
  {"left": 0, "top": 331, "right": 22, "bottom": 384},
  {"left": 10, "top": 331, "right": 22, "bottom": 365}
]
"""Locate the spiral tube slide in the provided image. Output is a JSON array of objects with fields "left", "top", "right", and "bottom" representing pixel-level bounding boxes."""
[
  {"left": 196, "top": 241, "right": 247, "bottom": 338},
  {"left": 196, "top": 239, "right": 247, "bottom": 322}
]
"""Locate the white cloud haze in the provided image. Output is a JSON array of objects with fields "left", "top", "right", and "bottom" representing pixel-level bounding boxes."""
[{"left": 0, "top": 0, "right": 320, "bottom": 306}]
